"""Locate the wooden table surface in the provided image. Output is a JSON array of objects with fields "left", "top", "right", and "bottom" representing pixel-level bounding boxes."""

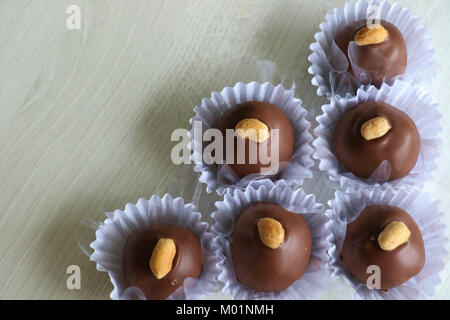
[{"left": 0, "top": 0, "right": 449, "bottom": 299}]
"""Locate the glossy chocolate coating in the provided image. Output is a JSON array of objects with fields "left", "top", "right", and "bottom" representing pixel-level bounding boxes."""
[
  {"left": 342, "top": 205, "right": 425, "bottom": 290},
  {"left": 215, "top": 101, "right": 294, "bottom": 178},
  {"left": 333, "top": 101, "right": 420, "bottom": 180},
  {"left": 335, "top": 19, "right": 407, "bottom": 87},
  {"left": 122, "top": 224, "right": 202, "bottom": 300},
  {"left": 230, "top": 202, "right": 312, "bottom": 292}
]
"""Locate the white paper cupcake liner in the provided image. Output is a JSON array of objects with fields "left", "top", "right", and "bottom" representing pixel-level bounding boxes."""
[
  {"left": 211, "top": 183, "right": 330, "bottom": 299},
  {"left": 188, "top": 82, "right": 314, "bottom": 196},
  {"left": 326, "top": 187, "right": 448, "bottom": 300},
  {"left": 308, "top": 0, "right": 436, "bottom": 98},
  {"left": 313, "top": 80, "right": 441, "bottom": 192},
  {"left": 89, "top": 194, "right": 223, "bottom": 300}
]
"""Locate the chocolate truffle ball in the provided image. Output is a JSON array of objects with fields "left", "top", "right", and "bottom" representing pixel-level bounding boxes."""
[
  {"left": 335, "top": 20, "right": 407, "bottom": 87},
  {"left": 230, "top": 202, "right": 312, "bottom": 292},
  {"left": 215, "top": 101, "right": 294, "bottom": 178},
  {"left": 333, "top": 101, "right": 420, "bottom": 181},
  {"left": 342, "top": 205, "right": 425, "bottom": 290},
  {"left": 122, "top": 224, "right": 202, "bottom": 300}
]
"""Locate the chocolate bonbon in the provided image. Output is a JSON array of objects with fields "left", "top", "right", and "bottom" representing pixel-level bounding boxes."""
[
  {"left": 341, "top": 205, "right": 425, "bottom": 290},
  {"left": 230, "top": 202, "right": 312, "bottom": 292},
  {"left": 333, "top": 101, "right": 420, "bottom": 181},
  {"left": 215, "top": 101, "right": 294, "bottom": 178},
  {"left": 335, "top": 20, "right": 407, "bottom": 87},
  {"left": 122, "top": 224, "right": 203, "bottom": 300}
]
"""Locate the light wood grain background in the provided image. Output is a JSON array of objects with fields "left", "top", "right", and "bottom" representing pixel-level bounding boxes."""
[{"left": 0, "top": 0, "right": 449, "bottom": 299}]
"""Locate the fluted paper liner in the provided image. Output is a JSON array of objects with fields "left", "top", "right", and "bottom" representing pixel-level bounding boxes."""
[
  {"left": 188, "top": 82, "right": 314, "bottom": 195},
  {"left": 313, "top": 80, "right": 441, "bottom": 191},
  {"left": 308, "top": 0, "right": 435, "bottom": 98},
  {"left": 212, "top": 183, "right": 330, "bottom": 299},
  {"left": 89, "top": 194, "right": 222, "bottom": 300},
  {"left": 326, "top": 187, "right": 447, "bottom": 299}
]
